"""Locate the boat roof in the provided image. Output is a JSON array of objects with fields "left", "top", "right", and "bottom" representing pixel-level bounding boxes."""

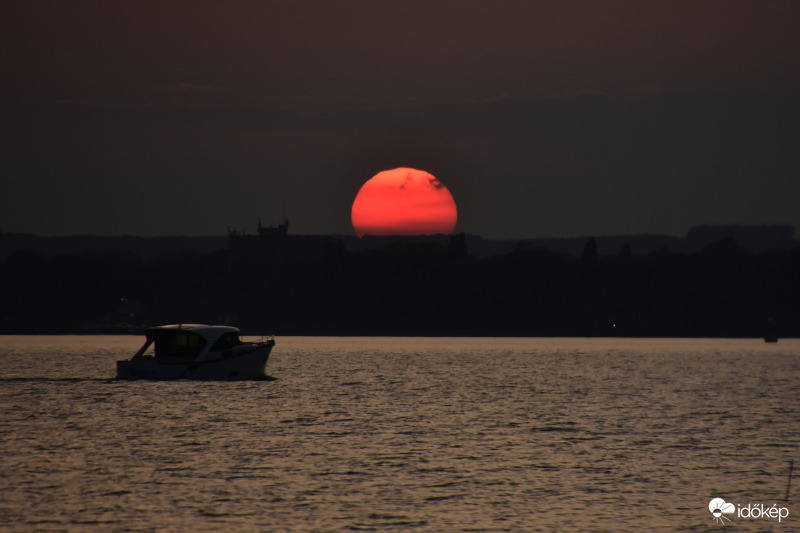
[{"left": 147, "top": 324, "right": 240, "bottom": 341}]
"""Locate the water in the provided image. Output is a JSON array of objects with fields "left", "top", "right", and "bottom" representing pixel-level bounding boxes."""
[{"left": 1, "top": 336, "right": 798, "bottom": 532}]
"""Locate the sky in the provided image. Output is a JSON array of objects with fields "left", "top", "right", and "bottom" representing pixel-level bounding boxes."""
[{"left": 2, "top": 0, "right": 799, "bottom": 240}]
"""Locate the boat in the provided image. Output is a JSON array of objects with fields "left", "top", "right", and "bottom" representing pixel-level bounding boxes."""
[{"left": 116, "top": 324, "right": 275, "bottom": 380}]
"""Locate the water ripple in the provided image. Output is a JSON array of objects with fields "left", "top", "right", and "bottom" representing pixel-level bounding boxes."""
[{"left": 1, "top": 336, "right": 798, "bottom": 531}]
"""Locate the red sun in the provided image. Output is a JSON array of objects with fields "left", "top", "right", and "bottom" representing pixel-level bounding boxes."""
[{"left": 351, "top": 168, "right": 458, "bottom": 237}]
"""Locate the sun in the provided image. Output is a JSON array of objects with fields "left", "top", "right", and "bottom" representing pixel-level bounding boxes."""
[{"left": 351, "top": 168, "right": 458, "bottom": 237}]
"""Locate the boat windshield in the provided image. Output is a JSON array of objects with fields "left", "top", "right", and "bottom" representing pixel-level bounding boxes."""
[
  {"left": 152, "top": 330, "right": 206, "bottom": 360},
  {"left": 210, "top": 332, "right": 242, "bottom": 351}
]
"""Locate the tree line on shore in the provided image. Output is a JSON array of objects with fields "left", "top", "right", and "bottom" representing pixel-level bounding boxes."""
[{"left": 1, "top": 234, "right": 798, "bottom": 337}]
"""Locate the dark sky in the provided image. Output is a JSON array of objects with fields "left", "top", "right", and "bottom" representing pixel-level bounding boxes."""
[{"left": 2, "top": 1, "right": 799, "bottom": 239}]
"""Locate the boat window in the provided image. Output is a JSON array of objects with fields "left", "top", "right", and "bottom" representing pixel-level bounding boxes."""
[
  {"left": 133, "top": 339, "right": 154, "bottom": 358},
  {"left": 211, "top": 332, "right": 241, "bottom": 351},
  {"left": 153, "top": 331, "right": 206, "bottom": 359}
]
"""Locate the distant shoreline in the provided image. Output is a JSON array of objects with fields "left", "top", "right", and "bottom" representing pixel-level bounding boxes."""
[
  {"left": 2, "top": 225, "right": 797, "bottom": 338},
  {"left": 2, "top": 223, "right": 797, "bottom": 261}
]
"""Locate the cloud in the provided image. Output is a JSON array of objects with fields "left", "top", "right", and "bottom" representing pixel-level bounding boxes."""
[
  {"left": 171, "top": 82, "right": 220, "bottom": 95},
  {"left": 708, "top": 498, "right": 735, "bottom": 515}
]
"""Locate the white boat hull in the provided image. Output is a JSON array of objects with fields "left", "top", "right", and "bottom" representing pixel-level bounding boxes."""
[{"left": 117, "top": 342, "right": 274, "bottom": 380}]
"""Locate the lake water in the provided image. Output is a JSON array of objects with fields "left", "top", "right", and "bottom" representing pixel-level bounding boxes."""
[{"left": 1, "top": 336, "right": 798, "bottom": 532}]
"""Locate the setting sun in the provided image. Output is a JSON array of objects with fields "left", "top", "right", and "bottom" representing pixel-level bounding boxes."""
[{"left": 351, "top": 168, "right": 458, "bottom": 237}]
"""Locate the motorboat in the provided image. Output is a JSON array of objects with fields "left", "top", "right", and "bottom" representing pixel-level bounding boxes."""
[{"left": 116, "top": 324, "right": 275, "bottom": 380}]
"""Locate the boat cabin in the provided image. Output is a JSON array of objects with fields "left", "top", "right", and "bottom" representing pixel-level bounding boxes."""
[{"left": 134, "top": 324, "right": 243, "bottom": 362}]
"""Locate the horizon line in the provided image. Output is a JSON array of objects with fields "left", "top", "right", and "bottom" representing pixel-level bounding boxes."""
[{"left": 1, "top": 222, "right": 797, "bottom": 242}]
